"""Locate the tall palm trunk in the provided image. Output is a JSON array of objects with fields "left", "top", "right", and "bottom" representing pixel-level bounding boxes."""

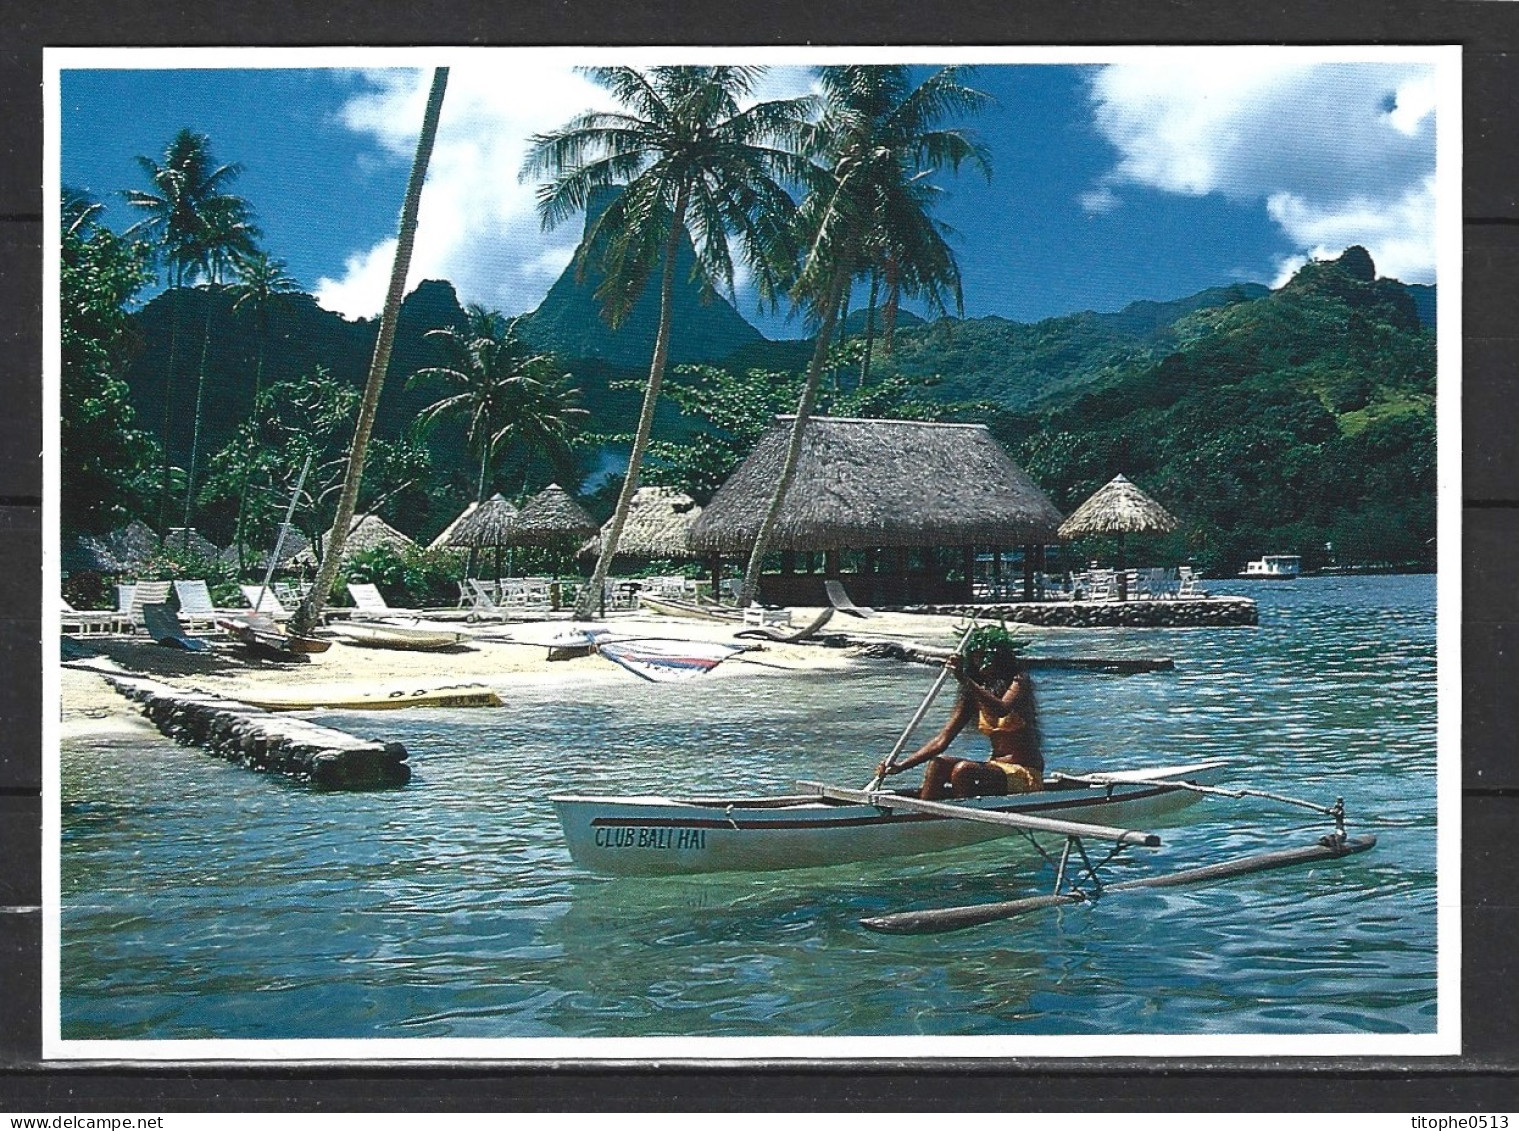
[
  {"left": 740, "top": 265, "right": 851, "bottom": 607},
  {"left": 181, "top": 285, "right": 217, "bottom": 548},
  {"left": 574, "top": 188, "right": 689, "bottom": 620},
  {"left": 155, "top": 268, "right": 185, "bottom": 535},
  {"left": 232, "top": 307, "right": 270, "bottom": 573},
  {"left": 859, "top": 269, "right": 880, "bottom": 389},
  {"left": 290, "top": 67, "right": 449, "bottom": 637}
]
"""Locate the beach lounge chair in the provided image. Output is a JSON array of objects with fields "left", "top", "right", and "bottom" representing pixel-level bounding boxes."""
[
  {"left": 1177, "top": 566, "right": 1207, "bottom": 598},
  {"left": 121, "top": 580, "right": 173, "bottom": 633},
  {"left": 462, "top": 578, "right": 511, "bottom": 621},
  {"left": 240, "top": 584, "right": 292, "bottom": 620},
  {"left": 171, "top": 580, "right": 220, "bottom": 631},
  {"left": 824, "top": 579, "right": 874, "bottom": 618},
  {"left": 735, "top": 606, "right": 835, "bottom": 643},
  {"left": 742, "top": 605, "right": 792, "bottom": 628},
  {"left": 60, "top": 599, "right": 121, "bottom": 635},
  {"left": 142, "top": 603, "right": 211, "bottom": 651},
  {"left": 346, "top": 582, "right": 420, "bottom": 619}
]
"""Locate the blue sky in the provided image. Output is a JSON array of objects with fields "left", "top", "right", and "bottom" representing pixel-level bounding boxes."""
[{"left": 59, "top": 54, "right": 1439, "bottom": 338}]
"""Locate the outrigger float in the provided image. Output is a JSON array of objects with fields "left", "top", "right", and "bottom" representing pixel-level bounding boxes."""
[{"left": 551, "top": 622, "right": 1375, "bottom": 932}]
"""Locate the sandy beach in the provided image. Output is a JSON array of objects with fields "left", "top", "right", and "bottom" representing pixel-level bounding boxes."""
[{"left": 59, "top": 607, "right": 986, "bottom": 740}]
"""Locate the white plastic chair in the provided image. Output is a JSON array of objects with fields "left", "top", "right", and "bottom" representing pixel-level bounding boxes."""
[{"left": 171, "top": 580, "right": 219, "bottom": 630}]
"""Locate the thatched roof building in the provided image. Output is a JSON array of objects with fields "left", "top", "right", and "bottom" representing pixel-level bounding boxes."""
[
  {"left": 295, "top": 514, "right": 417, "bottom": 566},
  {"left": 222, "top": 527, "right": 311, "bottom": 572},
  {"left": 1057, "top": 474, "right": 1178, "bottom": 538},
  {"left": 445, "top": 494, "right": 520, "bottom": 550},
  {"left": 691, "top": 417, "right": 1064, "bottom": 553},
  {"left": 511, "top": 484, "right": 597, "bottom": 548},
  {"left": 580, "top": 486, "right": 700, "bottom": 562},
  {"left": 428, "top": 501, "right": 480, "bottom": 551},
  {"left": 165, "top": 527, "right": 222, "bottom": 561},
  {"left": 61, "top": 519, "right": 160, "bottom": 575}
]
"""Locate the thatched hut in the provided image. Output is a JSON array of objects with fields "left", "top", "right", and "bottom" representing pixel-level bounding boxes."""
[
  {"left": 579, "top": 486, "right": 700, "bottom": 564},
  {"left": 222, "top": 527, "right": 311, "bottom": 574},
  {"left": 690, "top": 417, "right": 1064, "bottom": 605},
  {"left": 511, "top": 484, "right": 598, "bottom": 548},
  {"left": 61, "top": 519, "right": 161, "bottom": 576},
  {"left": 165, "top": 527, "right": 223, "bottom": 561},
  {"left": 1058, "top": 474, "right": 1179, "bottom": 598},
  {"left": 428, "top": 501, "right": 480, "bottom": 552},
  {"left": 295, "top": 514, "right": 417, "bottom": 567},
  {"left": 444, "top": 494, "right": 521, "bottom": 577},
  {"left": 1058, "top": 474, "right": 1178, "bottom": 541}
]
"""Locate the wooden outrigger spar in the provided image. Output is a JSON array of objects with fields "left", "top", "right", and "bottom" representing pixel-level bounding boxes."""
[{"left": 861, "top": 833, "right": 1377, "bottom": 934}]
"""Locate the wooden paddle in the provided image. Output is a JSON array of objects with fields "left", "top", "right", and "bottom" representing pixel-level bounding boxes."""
[{"left": 865, "top": 620, "right": 979, "bottom": 790}]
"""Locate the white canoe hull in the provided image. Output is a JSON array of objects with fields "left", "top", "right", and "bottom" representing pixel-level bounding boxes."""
[
  {"left": 332, "top": 621, "right": 470, "bottom": 650},
  {"left": 553, "top": 760, "right": 1228, "bottom": 877}
]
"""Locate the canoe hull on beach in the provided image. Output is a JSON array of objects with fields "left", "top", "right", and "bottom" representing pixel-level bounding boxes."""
[
  {"left": 636, "top": 594, "right": 741, "bottom": 622},
  {"left": 233, "top": 683, "right": 503, "bottom": 711},
  {"left": 553, "top": 760, "right": 1226, "bottom": 877},
  {"left": 331, "top": 621, "right": 471, "bottom": 651}
]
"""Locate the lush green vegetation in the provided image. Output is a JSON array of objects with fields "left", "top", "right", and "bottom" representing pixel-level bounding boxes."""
[
  {"left": 987, "top": 248, "right": 1437, "bottom": 573},
  {"left": 60, "top": 190, "right": 160, "bottom": 534},
  {"left": 62, "top": 80, "right": 1438, "bottom": 607}
]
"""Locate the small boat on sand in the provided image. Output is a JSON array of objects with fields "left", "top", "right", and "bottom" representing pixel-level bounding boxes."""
[
  {"left": 233, "top": 682, "right": 503, "bottom": 711},
  {"left": 637, "top": 594, "right": 742, "bottom": 622},
  {"left": 331, "top": 620, "right": 471, "bottom": 651},
  {"left": 553, "top": 760, "right": 1226, "bottom": 877},
  {"left": 217, "top": 614, "right": 330, "bottom": 657}
]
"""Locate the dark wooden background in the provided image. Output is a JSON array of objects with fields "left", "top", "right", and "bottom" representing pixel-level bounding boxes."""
[{"left": 1, "top": 0, "right": 1514, "bottom": 1109}]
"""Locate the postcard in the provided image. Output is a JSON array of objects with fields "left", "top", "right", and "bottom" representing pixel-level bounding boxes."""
[{"left": 43, "top": 44, "right": 1461, "bottom": 1060}]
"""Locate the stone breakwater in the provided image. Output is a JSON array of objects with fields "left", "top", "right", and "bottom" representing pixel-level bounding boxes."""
[
  {"left": 103, "top": 673, "right": 411, "bottom": 789},
  {"left": 903, "top": 596, "right": 1258, "bottom": 628}
]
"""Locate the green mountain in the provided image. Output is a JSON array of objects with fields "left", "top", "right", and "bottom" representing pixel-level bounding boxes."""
[
  {"left": 118, "top": 234, "right": 1435, "bottom": 572},
  {"left": 991, "top": 246, "right": 1436, "bottom": 573},
  {"left": 517, "top": 189, "right": 766, "bottom": 368}
]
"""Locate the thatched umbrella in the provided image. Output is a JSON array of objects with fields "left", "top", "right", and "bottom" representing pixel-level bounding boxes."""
[
  {"left": 66, "top": 519, "right": 161, "bottom": 575},
  {"left": 222, "top": 528, "right": 311, "bottom": 574},
  {"left": 1057, "top": 474, "right": 1179, "bottom": 597},
  {"left": 165, "top": 527, "right": 222, "bottom": 561},
  {"left": 445, "top": 493, "right": 520, "bottom": 578},
  {"left": 428, "top": 501, "right": 480, "bottom": 551},
  {"left": 579, "top": 486, "right": 700, "bottom": 563},
  {"left": 295, "top": 514, "right": 417, "bottom": 567},
  {"left": 512, "top": 483, "right": 598, "bottom": 576},
  {"left": 691, "top": 417, "right": 1064, "bottom": 552}
]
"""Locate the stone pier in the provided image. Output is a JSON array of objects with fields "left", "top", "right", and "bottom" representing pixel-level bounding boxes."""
[
  {"left": 103, "top": 673, "right": 411, "bottom": 789},
  {"left": 903, "top": 595, "right": 1258, "bottom": 628}
]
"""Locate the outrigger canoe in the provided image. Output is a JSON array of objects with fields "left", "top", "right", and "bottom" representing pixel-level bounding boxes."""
[
  {"left": 552, "top": 759, "right": 1228, "bottom": 877},
  {"left": 330, "top": 620, "right": 471, "bottom": 651}
]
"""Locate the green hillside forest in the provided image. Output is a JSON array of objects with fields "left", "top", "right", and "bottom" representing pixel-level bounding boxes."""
[{"left": 67, "top": 194, "right": 1436, "bottom": 578}]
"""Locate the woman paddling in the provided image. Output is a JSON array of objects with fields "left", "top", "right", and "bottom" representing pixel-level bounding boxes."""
[{"left": 875, "top": 625, "right": 1042, "bottom": 800}]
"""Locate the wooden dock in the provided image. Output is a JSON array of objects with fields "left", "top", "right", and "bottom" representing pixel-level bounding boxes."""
[{"left": 101, "top": 673, "right": 411, "bottom": 789}]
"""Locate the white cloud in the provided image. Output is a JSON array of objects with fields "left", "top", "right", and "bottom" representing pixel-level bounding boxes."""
[
  {"left": 315, "top": 64, "right": 618, "bottom": 319},
  {"left": 1084, "top": 60, "right": 1438, "bottom": 283},
  {"left": 315, "top": 63, "right": 820, "bottom": 321}
]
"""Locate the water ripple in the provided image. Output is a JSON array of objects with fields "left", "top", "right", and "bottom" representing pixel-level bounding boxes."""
[{"left": 60, "top": 575, "right": 1438, "bottom": 1039}]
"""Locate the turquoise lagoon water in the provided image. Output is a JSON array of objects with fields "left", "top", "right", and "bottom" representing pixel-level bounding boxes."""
[{"left": 59, "top": 575, "right": 1439, "bottom": 1039}]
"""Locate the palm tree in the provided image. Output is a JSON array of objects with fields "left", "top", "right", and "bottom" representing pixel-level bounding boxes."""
[
  {"left": 522, "top": 65, "right": 817, "bottom": 618},
  {"left": 740, "top": 65, "right": 990, "bottom": 606},
  {"left": 124, "top": 128, "right": 252, "bottom": 536},
  {"left": 410, "top": 306, "right": 586, "bottom": 503},
  {"left": 228, "top": 252, "right": 300, "bottom": 569},
  {"left": 289, "top": 67, "right": 449, "bottom": 638},
  {"left": 859, "top": 166, "right": 969, "bottom": 384},
  {"left": 181, "top": 194, "right": 259, "bottom": 546}
]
